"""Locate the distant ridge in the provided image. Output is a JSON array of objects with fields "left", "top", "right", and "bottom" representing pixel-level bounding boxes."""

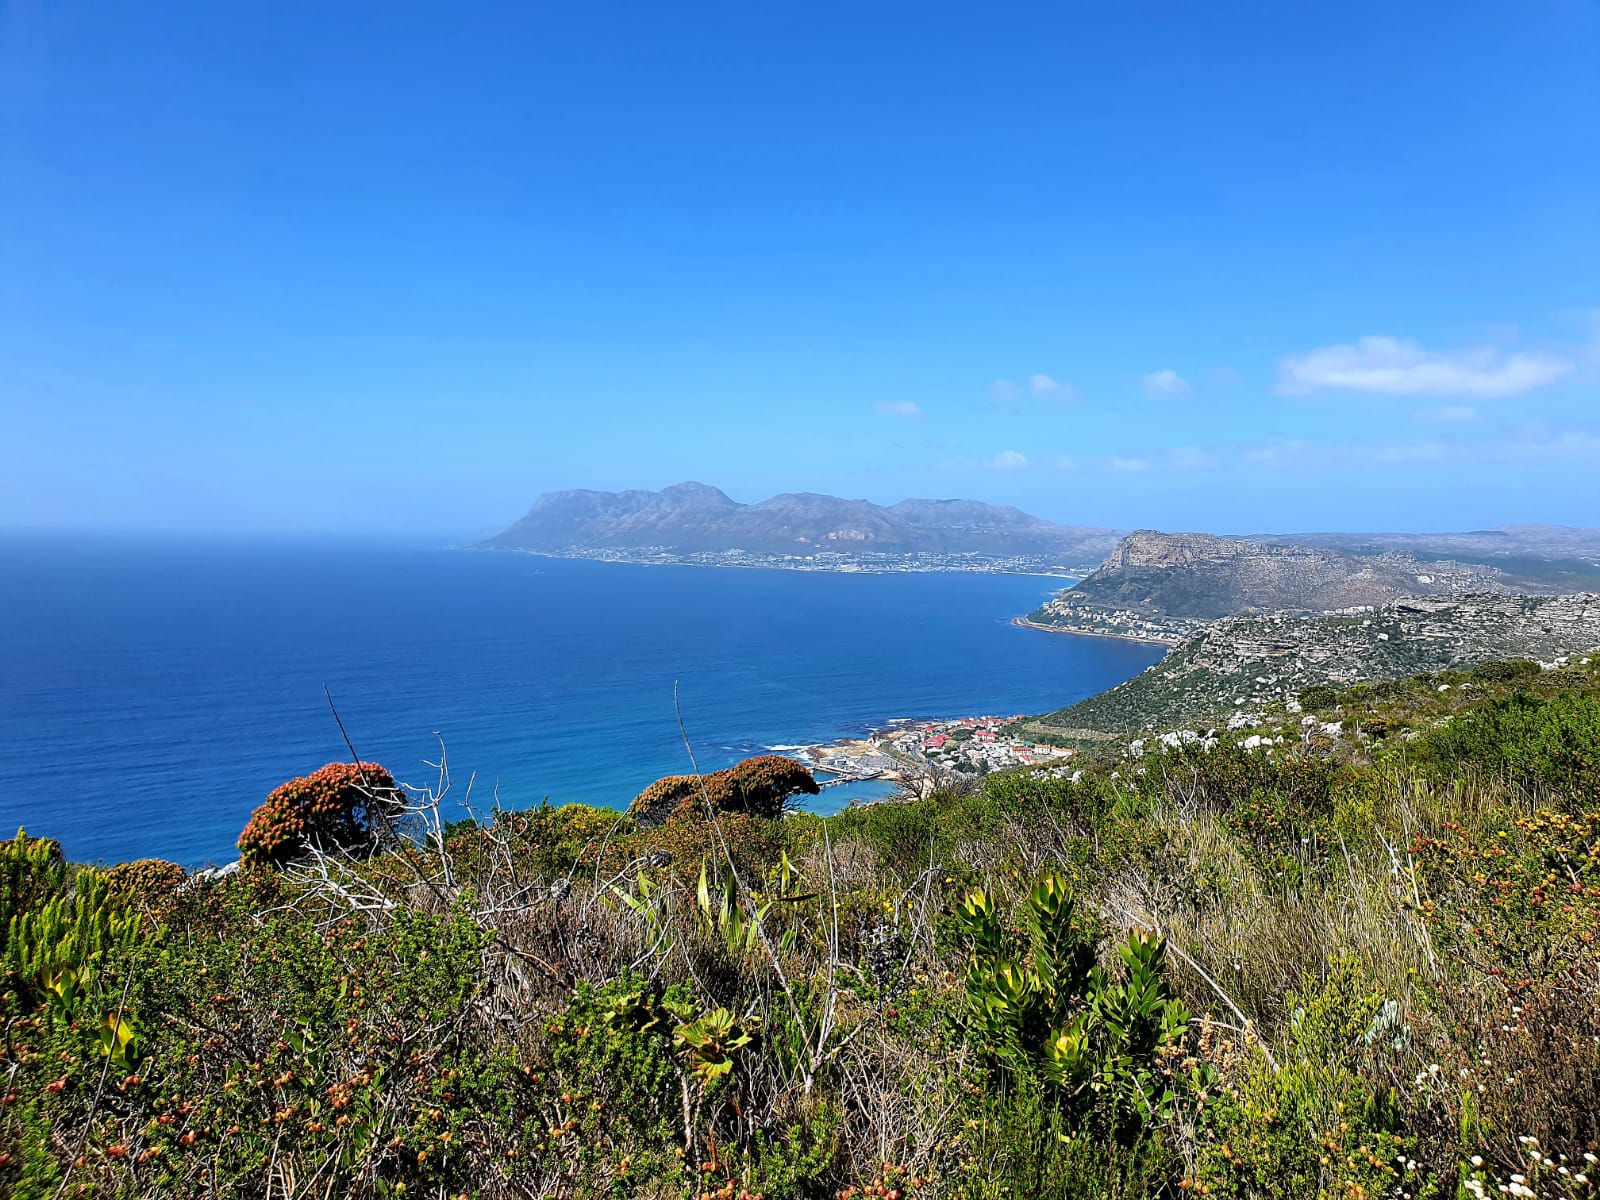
[
  {"left": 1037, "top": 528, "right": 1531, "bottom": 624},
  {"left": 1017, "top": 528, "right": 1561, "bottom": 645},
  {"left": 481, "top": 483, "right": 1121, "bottom": 558}
]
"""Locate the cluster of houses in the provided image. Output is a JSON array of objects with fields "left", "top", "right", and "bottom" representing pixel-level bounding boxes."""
[
  {"left": 886, "top": 717, "right": 1076, "bottom": 773},
  {"left": 790, "top": 716, "right": 1079, "bottom": 801}
]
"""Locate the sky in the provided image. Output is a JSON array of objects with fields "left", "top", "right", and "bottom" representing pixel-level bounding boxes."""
[{"left": 3, "top": 1, "right": 1598, "bottom": 537}]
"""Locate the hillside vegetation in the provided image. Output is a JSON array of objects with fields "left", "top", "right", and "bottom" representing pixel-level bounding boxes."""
[
  {"left": 1026, "top": 592, "right": 1600, "bottom": 741},
  {"left": 4, "top": 660, "right": 1600, "bottom": 1198}
]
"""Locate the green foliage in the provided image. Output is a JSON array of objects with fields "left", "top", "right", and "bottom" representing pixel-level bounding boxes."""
[
  {"left": 0, "top": 830, "right": 67, "bottom": 937},
  {"left": 450, "top": 801, "right": 628, "bottom": 881},
  {"left": 5, "top": 867, "right": 139, "bottom": 1010},
  {"left": 1297, "top": 684, "right": 1339, "bottom": 711},
  {"left": 1194, "top": 958, "right": 1429, "bottom": 1200},
  {"left": 1416, "top": 691, "right": 1600, "bottom": 800},
  {"left": 956, "top": 873, "right": 1195, "bottom": 1139},
  {"left": 947, "top": 1078, "right": 1172, "bottom": 1200},
  {"left": 6, "top": 659, "right": 1600, "bottom": 1195}
]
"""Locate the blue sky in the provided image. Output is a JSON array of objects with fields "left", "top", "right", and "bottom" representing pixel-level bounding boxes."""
[{"left": 3, "top": 2, "right": 1598, "bottom": 536}]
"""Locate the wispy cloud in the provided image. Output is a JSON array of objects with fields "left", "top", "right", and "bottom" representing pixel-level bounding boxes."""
[
  {"left": 1277, "top": 336, "right": 1571, "bottom": 399},
  {"left": 1142, "top": 369, "right": 1191, "bottom": 399},
  {"left": 990, "top": 374, "right": 1078, "bottom": 404},
  {"left": 987, "top": 449, "right": 1028, "bottom": 470},
  {"left": 1096, "top": 426, "right": 1600, "bottom": 478},
  {"left": 1168, "top": 446, "right": 1218, "bottom": 470},
  {"left": 1373, "top": 440, "right": 1447, "bottom": 464},
  {"left": 1028, "top": 373, "right": 1079, "bottom": 401},
  {"left": 1416, "top": 404, "right": 1479, "bottom": 424},
  {"left": 873, "top": 400, "right": 923, "bottom": 420}
]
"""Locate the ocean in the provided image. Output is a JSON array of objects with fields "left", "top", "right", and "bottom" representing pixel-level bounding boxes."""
[{"left": 0, "top": 534, "right": 1162, "bottom": 867}]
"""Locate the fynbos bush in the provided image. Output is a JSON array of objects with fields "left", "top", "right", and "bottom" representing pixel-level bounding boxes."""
[
  {"left": 627, "top": 755, "right": 820, "bottom": 827},
  {"left": 236, "top": 761, "right": 403, "bottom": 869}
]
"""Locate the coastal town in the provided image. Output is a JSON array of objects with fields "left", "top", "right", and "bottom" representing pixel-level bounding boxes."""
[{"left": 781, "top": 714, "right": 1079, "bottom": 797}]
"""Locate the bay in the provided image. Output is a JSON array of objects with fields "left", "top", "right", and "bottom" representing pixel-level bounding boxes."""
[{"left": 0, "top": 534, "right": 1161, "bottom": 866}]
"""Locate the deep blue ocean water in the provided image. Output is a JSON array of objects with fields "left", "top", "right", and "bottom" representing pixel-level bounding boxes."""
[{"left": 0, "top": 534, "right": 1162, "bottom": 867}]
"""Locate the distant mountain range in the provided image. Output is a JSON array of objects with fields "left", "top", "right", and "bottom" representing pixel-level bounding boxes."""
[{"left": 481, "top": 482, "right": 1122, "bottom": 559}]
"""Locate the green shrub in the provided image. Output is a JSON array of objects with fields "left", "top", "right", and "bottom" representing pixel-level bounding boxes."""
[
  {"left": 1194, "top": 958, "right": 1429, "bottom": 1200},
  {"left": 1297, "top": 684, "right": 1339, "bottom": 711},
  {"left": 1417, "top": 691, "right": 1600, "bottom": 799},
  {"left": 0, "top": 830, "right": 67, "bottom": 935},
  {"left": 954, "top": 873, "right": 1197, "bottom": 1141}
]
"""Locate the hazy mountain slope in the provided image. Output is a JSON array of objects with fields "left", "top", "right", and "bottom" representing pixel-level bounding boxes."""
[
  {"left": 481, "top": 483, "right": 1117, "bottom": 557},
  {"left": 1031, "top": 530, "right": 1531, "bottom": 625}
]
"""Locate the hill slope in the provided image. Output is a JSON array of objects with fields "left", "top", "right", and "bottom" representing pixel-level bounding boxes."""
[
  {"left": 1022, "top": 592, "right": 1600, "bottom": 737},
  {"left": 1023, "top": 530, "right": 1540, "bottom": 642}
]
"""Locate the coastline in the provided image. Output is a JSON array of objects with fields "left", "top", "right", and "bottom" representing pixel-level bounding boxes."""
[
  {"left": 1010, "top": 615, "right": 1180, "bottom": 647},
  {"left": 482, "top": 546, "right": 1089, "bottom": 579}
]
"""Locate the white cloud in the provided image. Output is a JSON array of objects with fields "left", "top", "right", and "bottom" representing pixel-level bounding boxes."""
[
  {"left": 987, "top": 449, "right": 1028, "bottom": 470},
  {"left": 1110, "top": 456, "right": 1150, "bottom": 472},
  {"left": 873, "top": 400, "right": 923, "bottom": 420},
  {"left": 1373, "top": 440, "right": 1447, "bottom": 464},
  {"left": 1417, "top": 404, "right": 1479, "bottom": 424},
  {"left": 1142, "top": 369, "right": 1191, "bottom": 399},
  {"left": 1543, "top": 430, "right": 1600, "bottom": 457},
  {"left": 1168, "top": 446, "right": 1217, "bottom": 470},
  {"left": 1028, "top": 373, "right": 1079, "bottom": 401},
  {"left": 1242, "top": 440, "right": 1305, "bottom": 467},
  {"left": 1277, "top": 336, "right": 1571, "bottom": 399}
]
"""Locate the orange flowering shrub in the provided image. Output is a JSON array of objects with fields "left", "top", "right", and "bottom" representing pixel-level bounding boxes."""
[
  {"left": 627, "top": 774, "right": 703, "bottom": 827},
  {"left": 626, "top": 756, "right": 820, "bottom": 828},
  {"left": 703, "top": 755, "right": 821, "bottom": 821},
  {"left": 237, "top": 762, "right": 402, "bottom": 870},
  {"left": 105, "top": 858, "right": 188, "bottom": 923}
]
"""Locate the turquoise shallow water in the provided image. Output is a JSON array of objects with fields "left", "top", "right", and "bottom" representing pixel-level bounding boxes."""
[{"left": 0, "top": 534, "right": 1161, "bottom": 866}]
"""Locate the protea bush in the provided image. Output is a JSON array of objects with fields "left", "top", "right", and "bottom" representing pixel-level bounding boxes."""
[{"left": 237, "top": 761, "right": 403, "bottom": 869}]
